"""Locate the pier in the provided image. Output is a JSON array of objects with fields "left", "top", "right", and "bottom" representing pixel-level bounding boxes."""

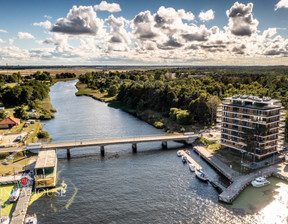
[{"left": 10, "top": 187, "right": 32, "bottom": 224}]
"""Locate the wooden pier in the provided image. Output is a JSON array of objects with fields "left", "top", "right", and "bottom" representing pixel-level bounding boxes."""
[
  {"left": 10, "top": 187, "right": 32, "bottom": 224},
  {"left": 178, "top": 150, "right": 202, "bottom": 170}
]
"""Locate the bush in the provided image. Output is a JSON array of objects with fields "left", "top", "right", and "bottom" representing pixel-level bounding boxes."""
[
  {"left": 153, "top": 121, "right": 164, "bottom": 129},
  {"left": 37, "top": 130, "right": 50, "bottom": 139}
]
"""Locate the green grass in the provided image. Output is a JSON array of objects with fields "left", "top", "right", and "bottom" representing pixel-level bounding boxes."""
[{"left": 0, "top": 184, "right": 18, "bottom": 217}]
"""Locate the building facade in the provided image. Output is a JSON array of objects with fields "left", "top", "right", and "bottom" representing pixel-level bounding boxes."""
[{"left": 217, "top": 95, "right": 285, "bottom": 160}]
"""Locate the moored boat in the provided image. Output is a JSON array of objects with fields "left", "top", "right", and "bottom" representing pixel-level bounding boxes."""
[
  {"left": 188, "top": 163, "right": 196, "bottom": 172},
  {"left": 195, "top": 169, "right": 208, "bottom": 182},
  {"left": 9, "top": 188, "right": 20, "bottom": 203},
  {"left": 251, "top": 177, "right": 270, "bottom": 187},
  {"left": 25, "top": 214, "right": 37, "bottom": 224},
  {"left": 0, "top": 216, "right": 10, "bottom": 224},
  {"left": 182, "top": 156, "right": 187, "bottom": 164},
  {"left": 177, "top": 150, "right": 182, "bottom": 157}
]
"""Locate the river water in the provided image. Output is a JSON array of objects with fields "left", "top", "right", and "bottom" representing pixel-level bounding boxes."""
[{"left": 29, "top": 80, "right": 288, "bottom": 224}]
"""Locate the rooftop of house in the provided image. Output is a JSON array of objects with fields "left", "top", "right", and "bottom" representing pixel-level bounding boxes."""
[
  {"left": 0, "top": 116, "right": 21, "bottom": 125},
  {"left": 35, "top": 150, "right": 57, "bottom": 169},
  {"left": 224, "top": 95, "right": 281, "bottom": 107}
]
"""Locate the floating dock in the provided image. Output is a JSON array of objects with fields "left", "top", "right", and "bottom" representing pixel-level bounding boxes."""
[{"left": 178, "top": 150, "right": 202, "bottom": 170}]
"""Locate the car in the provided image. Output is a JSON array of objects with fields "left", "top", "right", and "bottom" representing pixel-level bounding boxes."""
[{"left": 14, "top": 135, "right": 22, "bottom": 142}]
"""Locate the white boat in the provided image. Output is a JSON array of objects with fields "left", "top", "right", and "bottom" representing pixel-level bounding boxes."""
[
  {"left": 195, "top": 169, "right": 208, "bottom": 182},
  {"left": 25, "top": 214, "right": 37, "bottom": 224},
  {"left": 182, "top": 156, "right": 187, "bottom": 163},
  {"left": 188, "top": 163, "right": 195, "bottom": 172},
  {"left": 9, "top": 188, "right": 20, "bottom": 203},
  {"left": 0, "top": 216, "right": 10, "bottom": 224},
  {"left": 177, "top": 150, "right": 181, "bottom": 157},
  {"left": 251, "top": 177, "right": 270, "bottom": 187}
]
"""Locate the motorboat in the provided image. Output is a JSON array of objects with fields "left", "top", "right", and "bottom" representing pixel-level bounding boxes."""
[
  {"left": 9, "top": 188, "right": 20, "bottom": 203},
  {"left": 251, "top": 176, "right": 270, "bottom": 187},
  {"left": 195, "top": 169, "right": 208, "bottom": 182},
  {"left": 188, "top": 163, "right": 196, "bottom": 172},
  {"left": 182, "top": 156, "right": 187, "bottom": 164},
  {"left": 0, "top": 216, "right": 10, "bottom": 224},
  {"left": 177, "top": 150, "right": 182, "bottom": 157},
  {"left": 25, "top": 214, "right": 37, "bottom": 224}
]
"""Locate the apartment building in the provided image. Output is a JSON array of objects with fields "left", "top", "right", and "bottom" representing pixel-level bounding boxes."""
[{"left": 217, "top": 95, "right": 285, "bottom": 160}]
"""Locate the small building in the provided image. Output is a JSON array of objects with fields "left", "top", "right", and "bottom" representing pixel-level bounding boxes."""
[
  {"left": 34, "top": 150, "right": 58, "bottom": 189},
  {"left": 164, "top": 73, "right": 176, "bottom": 79},
  {"left": 0, "top": 116, "right": 21, "bottom": 129}
]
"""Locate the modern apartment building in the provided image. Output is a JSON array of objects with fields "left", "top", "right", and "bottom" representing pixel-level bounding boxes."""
[{"left": 217, "top": 95, "right": 286, "bottom": 160}]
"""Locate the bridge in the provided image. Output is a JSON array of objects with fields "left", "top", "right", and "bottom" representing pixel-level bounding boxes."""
[{"left": 28, "top": 134, "right": 198, "bottom": 158}]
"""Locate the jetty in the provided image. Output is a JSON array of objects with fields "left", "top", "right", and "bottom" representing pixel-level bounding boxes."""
[
  {"left": 10, "top": 187, "right": 32, "bottom": 224},
  {"left": 178, "top": 150, "right": 202, "bottom": 170},
  {"left": 192, "top": 146, "right": 288, "bottom": 204}
]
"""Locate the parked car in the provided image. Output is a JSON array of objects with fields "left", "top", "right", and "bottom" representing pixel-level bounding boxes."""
[{"left": 14, "top": 135, "right": 22, "bottom": 142}]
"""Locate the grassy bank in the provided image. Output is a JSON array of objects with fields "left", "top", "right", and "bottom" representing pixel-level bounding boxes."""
[{"left": 0, "top": 184, "right": 18, "bottom": 217}]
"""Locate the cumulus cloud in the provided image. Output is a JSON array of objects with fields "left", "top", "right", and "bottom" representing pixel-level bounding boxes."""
[
  {"left": 18, "top": 32, "right": 35, "bottom": 39},
  {"left": 226, "top": 2, "right": 259, "bottom": 36},
  {"left": 0, "top": 29, "right": 8, "bottom": 33},
  {"left": 33, "top": 20, "right": 52, "bottom": 29},
  {"left": 199, "top": 9, "right": 215, "bottom": 22},
  {"left": 94, "top": 1, "right": 121, "bottom": 13},
  {"left": 275, "top": 0, "right": 288, "bottom": 10},
  {"left": 263, "top": 28, "right": 277, "bottom": 39},
  {"left": 0, "top": 38, "right": 5, "bottom": 44},
  {"left": 51, "top": 6, "right": 105, "bottom": 36},
  {"left": 178, "top": 9, "right": 195, "bottom": 21}
]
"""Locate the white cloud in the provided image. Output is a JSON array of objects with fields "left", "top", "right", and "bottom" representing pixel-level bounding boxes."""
[
  {"left": 226, "top": 2, "right": 258, "bottom": 37},
  {"left": 33, "top": 20, "right": 52, "bottom": 29},
  {"left": 0, "top": 29, "right": 8, "bottom": 33},
  {"left": 94, "top": 1, "right": 121, "bottom": 13},
  {"left": 263, "top": 28, "right": 277, "bottom": 39},
  {"left": 18, "top": 32, "right": 35, "bottom": 39},
  {"left": 51, "top": 6, "right": 105, "bottom": 36},
  {"left": 178, "top": 9, "right": 195, "bottom": 21},
  {"left": 199, "top": 9, "right": 215, "bottom": 22},
  {"left": 275, "top": 0, "right": 288, "bottom": 10},
  {"left": 0, "top": 38, "right": 5, "bottom": 44},
  {"left": 9, "top": 39, "right": 14, "bottom": 45},
  {"left": 44, "top": 15, "right": 52, "bottom": 20}
]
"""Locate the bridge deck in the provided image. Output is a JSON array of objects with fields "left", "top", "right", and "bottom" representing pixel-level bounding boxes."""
[{"left": 40, "top": 134, "right": 194, "bottom": 150}]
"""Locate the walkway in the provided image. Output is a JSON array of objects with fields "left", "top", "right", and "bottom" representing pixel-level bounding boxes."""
[
  {"left": 194, "top": 146, "right": 240, "bottom": 182},
  {"left": 10, "top": 187, "right": 32, "bottom": 224}
]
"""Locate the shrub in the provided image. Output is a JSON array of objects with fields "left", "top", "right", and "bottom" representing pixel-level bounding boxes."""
[
  {"left": 153, "top": 121, "right": 164, "bottom": 129},
  {"left": 37, "top": 130, "right": 50, "bottom": 139}
]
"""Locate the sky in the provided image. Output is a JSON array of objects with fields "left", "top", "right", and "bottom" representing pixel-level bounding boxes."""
[{"left": 0, "top": 0, "right": 287, "bottom": 66}]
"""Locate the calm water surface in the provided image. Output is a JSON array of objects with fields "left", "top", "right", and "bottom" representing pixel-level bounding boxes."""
[{"left": 29, "top": 80, "right": 288, "bottom": 224}]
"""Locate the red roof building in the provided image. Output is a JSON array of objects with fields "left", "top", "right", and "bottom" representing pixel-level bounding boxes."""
[{"left": 0, "top": 116, "right": 21, "bottom": 129}]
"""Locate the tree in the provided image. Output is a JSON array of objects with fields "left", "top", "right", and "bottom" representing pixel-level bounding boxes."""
[
  {"left": 108, "top": 85, "right": 118, "bottom": 96},
  {"left": 14, "top": 106, "right": 28, "bottom": 120},
  {"left": 206, "top": 95, "right": 220, "bottom": 125},
  {"left": 0, "top": 110, "right": 7, "bottom": 120}
]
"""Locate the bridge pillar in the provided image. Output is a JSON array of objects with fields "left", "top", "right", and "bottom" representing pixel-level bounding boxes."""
[
  {"left": 132, "top": 143, "right": 137, "bottom": 153},
  {"left": 100, "top": 146, "right": 105, "bottom": 157},
  {"left": 162, "top": 141, "right": 167, "bottom": 149},
  {"left": 67, "top": 148, "right": 71, "bottom": 159}
]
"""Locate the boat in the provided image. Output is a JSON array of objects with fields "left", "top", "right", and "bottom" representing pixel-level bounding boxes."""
[
  {"left": 177, "top": 150, "right": 182, "bottom": 157},
  {"left": 9, "top": 188, "right": 20, "bottom": 203},
  {"left": 0, "top": 216, "right": 10, "bottom": 224},
  {"left": 195, "top": 169, "right": 208, "bottom": 182},
  {"left": 182, "top": 156, "right": 187, "bottom": 164},
  {"left": 251, "top": 177, "right": 270, "bottom": 187},
  {"left": 185, "top": 150, "right": 190, "bottom": 155},
  {"left": 193, "top": 148, "right": 199, "bottom": 155},
  {"left": 25, "top": 214, "right": 37, "bottom": 224},
  {"left": 188, "top": 163, "right": 196, "bottom": 172}
]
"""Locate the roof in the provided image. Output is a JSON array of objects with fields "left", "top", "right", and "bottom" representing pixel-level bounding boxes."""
[
  {"left": 35, "top": 150, "right": 57, "bottom": 169},
  {"left": 0, "top": 116, "right": 21, "bottom": 125}
]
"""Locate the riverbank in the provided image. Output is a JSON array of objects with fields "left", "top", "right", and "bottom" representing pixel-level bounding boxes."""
[{"left": 75, "top": 82, "right": 205, "bottom": 133}]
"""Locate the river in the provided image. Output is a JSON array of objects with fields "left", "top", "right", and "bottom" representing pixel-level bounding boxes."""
[{"left": 29, "top": 80, "right": 288, "bottom": 224}]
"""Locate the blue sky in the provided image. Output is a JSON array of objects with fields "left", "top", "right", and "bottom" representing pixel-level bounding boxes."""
[{"left": 0, "top": 0, "right": 287, "bottom": 65}]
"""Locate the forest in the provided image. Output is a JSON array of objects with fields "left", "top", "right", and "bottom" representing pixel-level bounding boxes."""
[{"left": 78, "top": 67, "right": 288, "bottom": 132}]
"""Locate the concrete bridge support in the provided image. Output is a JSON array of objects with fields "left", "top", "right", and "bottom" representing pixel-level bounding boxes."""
[
  {"left": 162, "top": 141, "right": 167, "bottom": 149},
  {"left": 67, "top": 148, "right": 71, "bottom": 159},
  {"left": 132, "top": 143, "right": 137, "bottom": 153},
  {"left": 100, "top": 146, "right": 105, "bottom": 157}
]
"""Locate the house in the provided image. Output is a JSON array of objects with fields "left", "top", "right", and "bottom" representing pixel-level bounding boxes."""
[
  {"left": 0, "top": 116, "right": 21, "bottom": 129},
  {"left": 164, "top": 73, "right": 176, "bottom": 79}
]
